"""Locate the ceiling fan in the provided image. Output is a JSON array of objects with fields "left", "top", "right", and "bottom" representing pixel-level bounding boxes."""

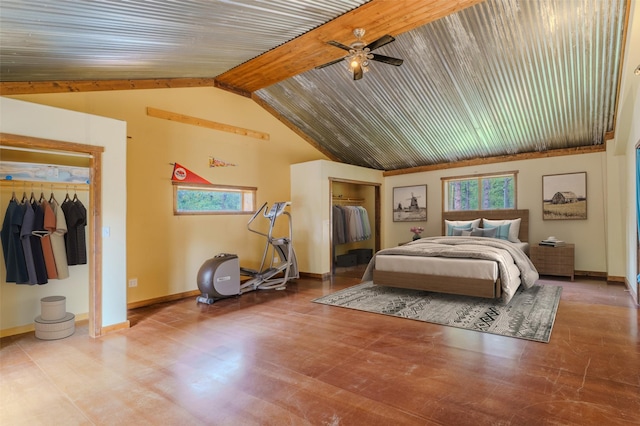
[{"left": 317, "top": 28, "right": 404, "bottom": 80}]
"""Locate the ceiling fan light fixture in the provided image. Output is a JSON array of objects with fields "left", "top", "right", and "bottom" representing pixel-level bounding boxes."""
[{"left": 321, "top": 27, "right": 403, "bottom": 81}]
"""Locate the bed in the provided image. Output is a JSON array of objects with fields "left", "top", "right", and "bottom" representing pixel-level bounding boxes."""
[{"left": 362, "top": 209, "right": 539, "bottom": 303}]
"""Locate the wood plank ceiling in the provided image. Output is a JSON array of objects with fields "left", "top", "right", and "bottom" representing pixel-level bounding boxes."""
[{"left": 0, "top": 0, "right": 631, "bottom": 172}]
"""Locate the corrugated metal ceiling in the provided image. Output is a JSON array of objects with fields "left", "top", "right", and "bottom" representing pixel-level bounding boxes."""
[
  {"left": 256, "top": 0, "right": 627, "bottom": 170},
  {"left": 0, "top": 0, "right": 630, "bottom": 171},
  {"left": 0, "top": 0, "right": 369, "bottom": 81}
]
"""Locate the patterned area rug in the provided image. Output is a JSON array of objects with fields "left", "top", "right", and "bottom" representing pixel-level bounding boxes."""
[{"left": 313, "top": 282, "right": 562, "bottom": 343}]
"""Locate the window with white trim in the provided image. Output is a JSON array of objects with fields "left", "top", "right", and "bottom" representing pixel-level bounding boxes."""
[
  {"left": 173, "top": 183, "right": 256, "bottom": 215},
  {"left": 442, "top": 171, "right": 517, "bottom": 211}
]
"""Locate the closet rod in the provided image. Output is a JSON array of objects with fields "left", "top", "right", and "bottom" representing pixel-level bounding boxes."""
[
  {"left": 0, "top": 180, "right": 89, "bottom": 191},
  {"left": 332, "top": 196, "right": 365, "bottom": 204}
]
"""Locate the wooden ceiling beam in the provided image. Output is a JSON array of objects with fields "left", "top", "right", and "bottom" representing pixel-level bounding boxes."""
[
  {"left": 383, "top": 144, "right": 607, "bottom": 176},
  {"left": 0, "top": 0, "right": 482, "bottom": 96},
  {"left": 215, "top": 0, "right": 485, "bottom": 95},
  {"left": 0, "top": 78, "right": 216, "bottom": 96}
]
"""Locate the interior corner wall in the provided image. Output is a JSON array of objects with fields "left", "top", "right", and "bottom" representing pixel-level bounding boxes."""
[
  {"left": 383, "top": 152, "right": 608, "bottom": 274},
  {"left": 291, "top": 160, "right": 383, "bottom": 275},
  {"left": 8, "top": 87, "right": 327, "bottom": 305},
  {"left": 0, "top": 96, "right": 127, "bottom": 330}
]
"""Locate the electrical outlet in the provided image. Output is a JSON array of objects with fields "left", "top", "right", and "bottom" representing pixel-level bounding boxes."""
[{"left": 128, "top": 278, "right": 138, "bottom": 287}]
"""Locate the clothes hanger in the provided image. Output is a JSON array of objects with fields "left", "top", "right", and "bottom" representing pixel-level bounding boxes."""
[
  {"left": 21, "top": 183, "right": 28, "bottom": 203},
  {"left": 72, "top": 186, "right": 79, "bottom": 202},
  {"left": 63, "top": 186, "right": 71, "bottom": 202},
  {"left": 49, "top": 185, "right": 57, "bottom": 203},
  {"left": 39, "top": 184, "right": 46, "bottom": 203}
]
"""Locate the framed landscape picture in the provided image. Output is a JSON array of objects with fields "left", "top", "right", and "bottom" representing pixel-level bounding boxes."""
[
  {"left": 393, "top": 185, "right": 427, "bottom": 222},
  {"left": 542, "top": 172, "right": 587, "bottom": 220}
]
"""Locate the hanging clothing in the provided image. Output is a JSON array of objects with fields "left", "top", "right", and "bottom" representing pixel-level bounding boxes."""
[
  {"left": 332, "top": 205, "right": 346, "bottom": 244},
  {"left": 332, "top": 205, "right": 371, "bottom": 244},
  {"left": 38, "top": 200, "right": 58, "bottom": 279},
  {"left": 74, "top": 198, "right": 87, "bottom": 265},
  {"left": 29, "top": 201, "right": 48, "bottom": 284},
  {"left": 1, "top": 199, "right": 29, "bottom": 283},
  {"left": 49, "top": 198, "right": 69, "bottom": 279},
  {"left": 62, "top": 195, "right": 87, "bottom": 266},
  {"left": 20, "top": 200, "right": 38, "bottom": 284}
]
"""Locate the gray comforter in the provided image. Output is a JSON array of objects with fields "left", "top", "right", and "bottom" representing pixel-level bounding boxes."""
[{"left": 362, "top": 236, "right": 539, "bottom": 303}]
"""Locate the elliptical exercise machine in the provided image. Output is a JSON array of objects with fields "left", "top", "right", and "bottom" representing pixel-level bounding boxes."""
[{"left": 196, "top": 201, "right": 299, "bottom": 304}]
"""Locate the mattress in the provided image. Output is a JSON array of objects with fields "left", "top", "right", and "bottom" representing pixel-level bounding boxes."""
[
  {"left": 374, "top": 240, "right": 528, "bottom": 282},
  {"left": 376, "top": 254, "right": 502, "bottom": 281}
]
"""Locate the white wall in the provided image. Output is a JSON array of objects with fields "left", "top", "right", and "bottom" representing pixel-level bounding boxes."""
[
  {"left": 612, "top": 0, "right": 640, "bottom": 301},
  {"left": 383, "top": 152, "right": 608, "bottom": 274},
  {"left": 291, "top": 160, "right": 383, "bottom": 275},
  {"left": 0, "top": 97, "right": 127, "bottom": 330}
]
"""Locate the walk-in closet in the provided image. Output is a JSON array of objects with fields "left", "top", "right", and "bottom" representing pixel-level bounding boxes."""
[{"left": 330, "top": 178, "right": 380, "bottom": 275}]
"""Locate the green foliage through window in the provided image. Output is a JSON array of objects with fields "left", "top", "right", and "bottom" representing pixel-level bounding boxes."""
[
  {"left": 173, "top": 184, "right": 256, "bottom": 215},
  {"left": 443, "top": 172, "right": 517, "bottom": 211}
]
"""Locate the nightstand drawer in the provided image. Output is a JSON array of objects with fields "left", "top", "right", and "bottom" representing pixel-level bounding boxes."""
[{"left": 530, "top": 244, "right": 575, "bottom": 280}]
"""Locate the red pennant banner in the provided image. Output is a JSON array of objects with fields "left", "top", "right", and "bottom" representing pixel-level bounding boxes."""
[{"left": 171, "top": 163, "right": 211, "bottom": 184}]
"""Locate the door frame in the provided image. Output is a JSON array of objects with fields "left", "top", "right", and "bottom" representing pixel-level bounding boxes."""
[
  {"left": 329, "top": 177, "right": 381, "bottom": 274},
  {"left": 1, "top": 132, "right": 104, "bottom": 337}
]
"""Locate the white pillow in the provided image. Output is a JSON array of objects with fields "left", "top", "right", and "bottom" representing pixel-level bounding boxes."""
[
  {"left": 482, "top": 218, "right": 521, "bottom": 243},
  {"left": 444, "top": 219, "right": 481, "bottom": 236}
]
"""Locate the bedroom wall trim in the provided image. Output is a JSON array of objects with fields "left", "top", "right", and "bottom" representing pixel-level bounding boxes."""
[
  {"left": 573, "top": 271, "right": 607, "bottom": 279},
  {"left": 383, "top": 145, "right": 606, "bottom": 176},
  {"left": 299, "top": 272, "right": 330, "bottom": 281},
  {"left": 0, "top": 313, "right": 89, "bottom": 338},
  {"left": 125, "top": 272, "right": 331, "bottom": 311},
  {"left": 127, "top": 289, "right": 201, "bottom": 310},
  {"left": 101, "top": 320, "right": 131, "bottom": 334}
]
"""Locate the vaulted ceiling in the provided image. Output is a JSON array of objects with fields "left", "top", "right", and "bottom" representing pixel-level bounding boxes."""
[{"left": 0, "top": 0, "right": 631, "bottom": 172}]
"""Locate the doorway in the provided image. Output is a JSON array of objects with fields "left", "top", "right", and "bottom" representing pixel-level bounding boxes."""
[
  {"left": 1, "top": 133, "right": 104, "bottom": 337},
  {"left": 330, "top": 178, "right": 380, "bottom": 276}
]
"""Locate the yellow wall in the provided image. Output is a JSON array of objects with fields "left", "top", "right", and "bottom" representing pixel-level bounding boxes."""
[
  {"left": 384, "top": 152, "right": 608, "bottom": 273},
  {"left": 10, "top": 88, "right": 327, "bottom": 303}
]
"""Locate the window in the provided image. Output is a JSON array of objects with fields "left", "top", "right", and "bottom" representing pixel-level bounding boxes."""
[
  {"left": 442, "top": 171, "right": 517, "bottom": 211},
  {"left": 173, "top": 183, "right": 256, "bottom": 215}
]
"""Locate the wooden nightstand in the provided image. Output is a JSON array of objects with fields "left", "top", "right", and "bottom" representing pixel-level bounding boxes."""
[{"left": 530, "top": 243, "right": 575, "bottom": 281}]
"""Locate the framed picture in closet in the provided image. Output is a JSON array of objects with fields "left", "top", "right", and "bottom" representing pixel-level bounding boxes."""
[{"left": 393, "top": 185, "right": 427, "bottom": 222}]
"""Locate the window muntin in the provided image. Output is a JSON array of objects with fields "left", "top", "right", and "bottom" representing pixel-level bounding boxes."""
[
  {"left": 173, "top": 183, "right": 256, "bottom": 215},
  {"left": 443, "top": 172, "right": 517, "bottom": 212}
]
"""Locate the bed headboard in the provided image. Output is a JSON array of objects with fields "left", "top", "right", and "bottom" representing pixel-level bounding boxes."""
[{"left": 441, "top": 209, "right": 529, "bottom": 242}]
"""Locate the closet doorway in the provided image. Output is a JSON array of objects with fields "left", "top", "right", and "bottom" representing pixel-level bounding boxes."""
[
  {"left": 330, "top": 178, "right": 380, "bottom": 275},
  {"left": 1, "top": 133, "right": 104, "bottom": 337}
]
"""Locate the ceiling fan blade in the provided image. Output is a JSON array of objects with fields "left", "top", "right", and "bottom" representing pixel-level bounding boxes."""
[
  {"left": 365, "top": 35, "right": 395, "bottom": 51},
  {"left": 327, "top": 40, "right": 352, "bottom": 51},
  {"left": 353, "top": 63, "right": 363, "bottom": 80},
  {"left": 371, "top": 54, "right": 403, "bottom": 66},
  {"left": 316, "top": 57, "right": 345, "bottom": 69}
]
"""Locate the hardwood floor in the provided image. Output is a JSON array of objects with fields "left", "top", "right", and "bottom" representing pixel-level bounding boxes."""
[{"left": 1, "top": 268, "right": 638, "bottom": 425}]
